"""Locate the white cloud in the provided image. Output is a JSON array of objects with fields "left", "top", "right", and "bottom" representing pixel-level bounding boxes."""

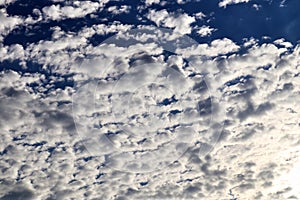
[
  {"left": 145, "top": 0, "right": 160, "bottom": 6},
  {"left": 0, "top": 0, "right": 16, "bottom": 6},
  {"left": 0, "top": 9, "right": 23, "bottom": 41},
  {"left": 147, "top": 9, "right": 196, "bottom": 34},
  {"left": 107, "top": 5, "right": 131, "bottom": 15},
  {"left": 196, "top": 25, "right": 216, "bottom": 37},
  {"left": 252, "top": 3, "right": 261, "bottom": 10},
  {"left": 0, "top": 44, "right": 25, "bottom": 61},
  {"left": 176, "top": 37, "right": 240, "bottom": 57},
  {"left": 194, "top": 12, "right": 206, "bottom": 20},
  {"left": 219, "top": 0, "right": 250, "bottom": 8},
  {"left": 42, "top": 1, "right": 102, "bottom": 21},
  {"left": 274, "top": 38, "right": 293, "bottom": 48}
]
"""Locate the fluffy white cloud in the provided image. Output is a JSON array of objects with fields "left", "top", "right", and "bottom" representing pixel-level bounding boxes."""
[
  {"left": 176, "top": 37, "right": 240, "bottom": 57},
  {"left": 194, "top": 12, "right": 206, "bottom": 20},
  {"left": 196, "top": 25, "right": 216, "bottom": 37},
  {"left": 0, "top": 44, "right": 25, "bottom": 61},
  {"left": 0, "top": 9, "right": 23, "bottom": 41},
  {"left": 274, "top": 38, "right": 293, "bottom": 48},
  {"left": 42, "top": 1, "right": 103, "bottom": 21},
  {"left": 145, "top": 0, "right": 160, "bottom": 6},
  {"left": 107, "top": 5, "right": 131, "bottom": 15},
  {"left": 147, "top": 9, "right": 196, "bottom": 34},
  {"left": 219, "top": 0, "right": 250, "bottom": 8}
]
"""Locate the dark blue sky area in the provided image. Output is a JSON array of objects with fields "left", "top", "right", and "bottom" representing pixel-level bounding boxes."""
[{"left": 185, "top": 0, "right": 300, "bottom": 44}]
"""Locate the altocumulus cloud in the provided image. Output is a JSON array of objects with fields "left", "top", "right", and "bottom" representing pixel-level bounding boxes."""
[{"left": 0, "top": 0, "right": 299, "bottom": 199}]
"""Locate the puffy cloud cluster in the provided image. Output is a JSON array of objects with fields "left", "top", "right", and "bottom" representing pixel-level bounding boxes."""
[
  {"left": 0, "top": 0, "right": 299, "bottom": 199},
  {"left": 1, "top": 25, "right": 300, "bottom": 199},
  {"left": 147, "top": 9, "right": 196, "bottom": 34},
  {"left": 42, "top": 1, "right": 103, "bottom": 21},
  {"left": 0, "top": 9, "right": 22, "bottom": 41}
]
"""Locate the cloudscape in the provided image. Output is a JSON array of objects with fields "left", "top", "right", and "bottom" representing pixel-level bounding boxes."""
[{"left": 0, "top": 0, "right": 299, "bottom": 199}]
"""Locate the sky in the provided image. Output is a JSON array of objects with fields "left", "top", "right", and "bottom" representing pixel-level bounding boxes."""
[{"left": 0, "top": 0, "right": 300, "bottom": 199}]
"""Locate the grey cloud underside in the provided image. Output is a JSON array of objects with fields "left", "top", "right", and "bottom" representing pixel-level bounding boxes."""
[{"left": 0, "top": 0, "right": 300, "bottom": 200}]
